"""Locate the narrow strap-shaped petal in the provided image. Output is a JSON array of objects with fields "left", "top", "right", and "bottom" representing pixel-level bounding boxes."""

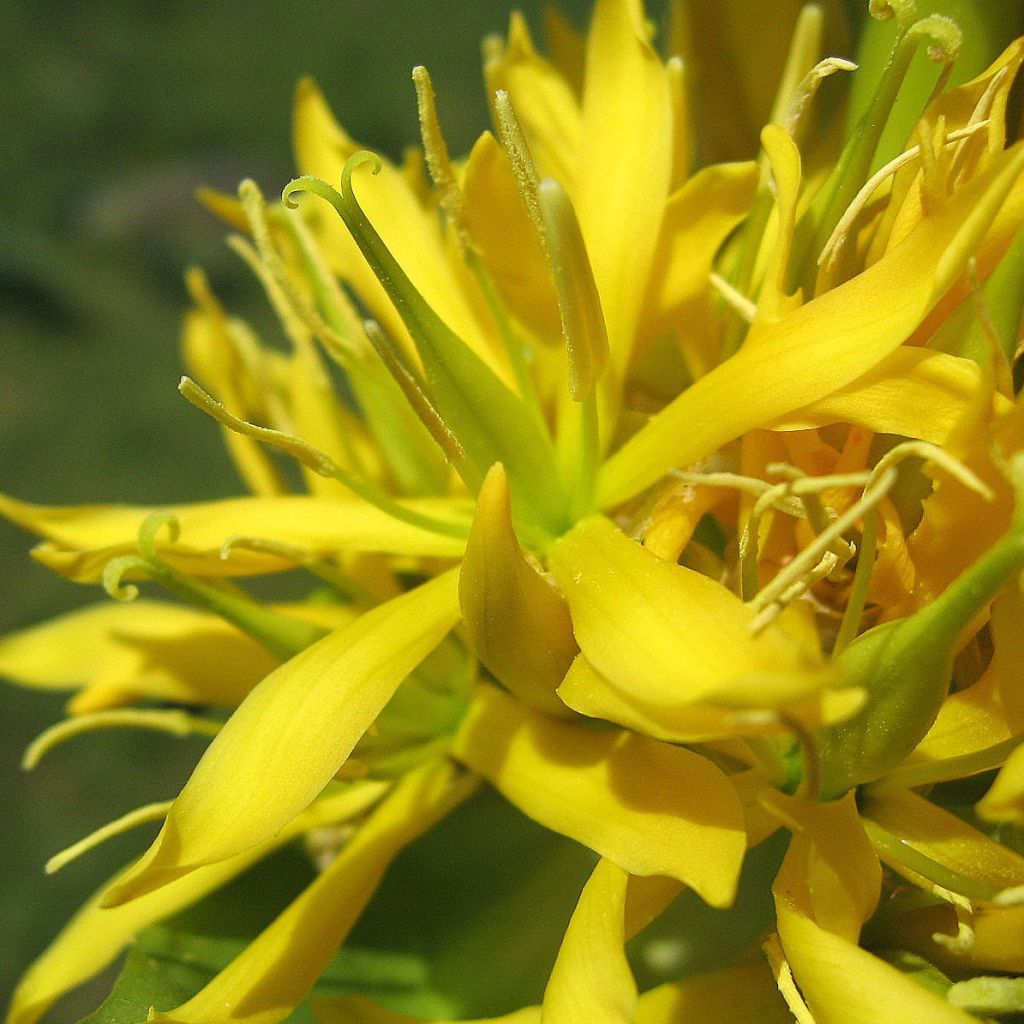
[
  {"left": 576, "top": 0, "right": 672, "bottom": 378},
  {"left": 547, "top": 515, "right": 834, "bottom": 711},
  {"left": 151, "top": 760, "right": 477, "bottom": 1024},
  {"left": 775, "top": 906, "right": 978, "bottom": 1024},
  {"left": 978, "top": 744, "right": 1024, "bottom": 825},
  {"left": 459, "top": 464, "right": 577, "bottom": 715},
  {"left": 541, "top": 859, "right": 636, "bottom": 1024},
  {"left": 6, "top": 783, "right": 388, "bottom": 1024},
  {"left": 104, "top": 571, "right": 461, "bottom": 905},
  {"left": 0, "top": 493, "right": 469, "bottom": 582},
  {"left": 0, "top": 600, "right": 278, "bottom": 707},
  {"left": 599, "top": 143, "right": 1024, "bottom": 507},
  {"left": 451, "top": 685, "right": 746, "bottom": 908},
  {"left": 769, "top": 347, "right": 997, "bottom": 444}
]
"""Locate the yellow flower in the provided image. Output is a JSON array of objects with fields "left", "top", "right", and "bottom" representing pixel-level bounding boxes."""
[{"left": 5, "top": 1, "right": 1024, "bottom": 1022}]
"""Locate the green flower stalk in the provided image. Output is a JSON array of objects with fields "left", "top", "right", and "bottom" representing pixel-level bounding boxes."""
[{"left": 4, "top": 1, "right": 1024, "bottom": 1022}]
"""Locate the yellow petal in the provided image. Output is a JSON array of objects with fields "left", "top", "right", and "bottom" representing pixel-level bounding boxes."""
[
  {"left": 766, "top": 791, "right": 880, "bottom": 942},
  {"left": 0, "top": 493, "right": 468, "bottom": 582},
  {"left": 152, "top": 760, "right": 476, "bottom": 1024},
  {"left": 490, "top": 12, "right": 581, "bottom": 189},
  {"left": 0, "top": 600, "right": 279, "bottom": 708},
  {"left": 558, "top": 652, "right": 863, "bottom": 743},
  {"left": 599, "top": 142, "right": 1024, "bottom": 506},
  {"left": 459, "top": 464, "right": 577, "bottom": 715},
  {"left": 6, "top": 783, "right": 387, "bottom": 1024},
  {"left": 977, "top": 744, "right": 1024, "bottom": 825},
  {"left": 775, "top": 906, "right": 977, "bottom": 1024},
  {"left": 634, "top": 962, "right": 791, "bottom": 1024},
  {"left": 292, "top": 79, "right": 500, "bottom": 376},
  {"left": 451, "top": 685, "right": 746, "bottom": 907},
  {"left": 576, "top": 0, "right": 672, "bottom": 376},
  {"left": 541, "top": 859, "right": 635, "bottom": 1024},
  {"left": 548, "top": 515, "right": 833, "bottom": 710},
  {"left": 770, "top": 347, "right": 995, "bottom": 444},
  {"left": 462, "top": 131, "right": 561, "bottom": 343},
  {"left": 863, "top": 787, "right": 1024, "bottom": 899},
  {"left": 104, "top": 571, "right": 460, "bottom": 904},
  {"left": 640, "top": 160, "right": 759, "bottom": 358}
]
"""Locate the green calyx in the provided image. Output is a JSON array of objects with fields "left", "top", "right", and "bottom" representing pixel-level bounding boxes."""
[
  {"left": 816, "top": 526, "right": 1024, "bottom": 799},
  {"left": 284, "top": 154, "right": 572, "bottom": 539}
]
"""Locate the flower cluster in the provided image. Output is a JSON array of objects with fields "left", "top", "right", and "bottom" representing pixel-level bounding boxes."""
[{"left": 5, "top": 1, "right": 1024, "bottom": 1022}]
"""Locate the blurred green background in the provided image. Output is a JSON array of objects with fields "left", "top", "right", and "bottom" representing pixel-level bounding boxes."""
[{"left": 3, "top": 0, "right": 1022, "bottom": 1019}]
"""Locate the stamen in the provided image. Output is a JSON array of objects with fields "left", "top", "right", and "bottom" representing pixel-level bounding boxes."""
[
  {"left": 869, "top": 439, "right": 994, "bottom": 500},
  {"left": 493, "top": 90, "right": 546, "bottom": 247},
  {"left": 747, "top": 469, "right": 897, "bottom": 621},
  {"left": 412, "top": 66, "right": 468, "bottom": 251},
  {"left": 45, "top": 801, "right": 172, "bottom": 875},
  {"left": 709, "top": 273, "right": 757, "bottom": 323},
  {"left": 930, "top": 886, "right": 975, "bottom": 952},
  {"left": 23, "top": 708, "right": 221, "bottom": 771},
  {"left": 362, "top": 319, "right": 466, "bottom": 465},
  {"left": 818, "top": 121, "right": 989, "bottom": 271},
  {"left": 536, "top": 178, "right": 609, "bottom": 402},
  {"left": 781, "top": 58, "right": 859, "bottom": 137}
]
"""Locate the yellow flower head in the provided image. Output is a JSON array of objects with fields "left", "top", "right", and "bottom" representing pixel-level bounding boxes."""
[{"left": 5, "top": 2, "right": 1024, "bottom": 1023}]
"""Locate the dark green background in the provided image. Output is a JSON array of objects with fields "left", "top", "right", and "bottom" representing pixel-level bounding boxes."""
[{"left": 3, "top": 0, "right": 1022, "bottom": 1019}]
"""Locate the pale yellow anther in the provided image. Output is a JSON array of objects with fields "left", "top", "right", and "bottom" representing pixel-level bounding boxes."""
[
  {"left": 536, "top": 178, "right": 609, "bottom": 401},
  {"left": 493, "top": 90, "right": 546, "bottom": 247},
  {"left": 412, "top": 65, "right": 469, "bottom": 250},
  {"left": 781, "top": 58, "right": 858, "bottom": 137},
  {"left": 45, "top": 802, "right": 173, "bottom": 875}
]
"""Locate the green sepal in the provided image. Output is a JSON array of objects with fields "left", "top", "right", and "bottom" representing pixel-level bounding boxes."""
[
  {"left": 285, "top": 158, "right": 571, "bottom": 538},
  {"left": 818, "top": 530, "right": 1024, "bottom": 798}
]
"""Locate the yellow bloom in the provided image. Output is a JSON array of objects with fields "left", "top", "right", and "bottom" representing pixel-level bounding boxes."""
[{"left": 5, "top": 1, "right": 1024, "bottom": 1022}]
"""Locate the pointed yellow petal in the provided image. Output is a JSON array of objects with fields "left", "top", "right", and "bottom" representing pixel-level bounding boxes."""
[
  {"left": 770, "top": 348, "right": 996, "bottom": 444},
  {"left": 776, "top": 907, "right": 977, "bottom": 1024},
  {"left": 0, "top": 600, "right": 279, "bottom": 708},
  {"left": 577, "top": 0, "right": 672, "bottom": 375},
  {"left": 6, "top": 783, "right": 387, "bottom": 1024},
  {"left": 462, "top": 132, "right": 562, "bottom": 344},
  {"left": 548, "top": 515, "right": 833, "bottom": 711},
  {"left": 451, "top": 685, "right": 745, "bottom": 907},
  {"left": 766, "top": 791, "right": 880, "bottom": 942},
  {"left": 641, "top": 161, "right": 759, "bottom": 356},
  {"left": 104, "top": 571, "right": 460, "bottom": 905},
  {"left": 459, "top": 464, "right": 577, "bottom": 715},
  {"left": 490, "top": 13, "right": 581, "bottom": 188},
  {"left": 151, "top": 761, "right": 476, "bottom": 1024},
  {"left": 978, "top": 744, "right": 1024, "bottom": 825},
  {"left": 0, "top": 493, "right": 469, "bottom": 583},
  {"left": 600, "top": 143, "right": 1024, "bottom": 506},
  {"left": 541, "top": 859, "right": 635, "bottom": 1024},
  {"left": 292, "top": 79, "right": 501, "bottom": 376}
]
